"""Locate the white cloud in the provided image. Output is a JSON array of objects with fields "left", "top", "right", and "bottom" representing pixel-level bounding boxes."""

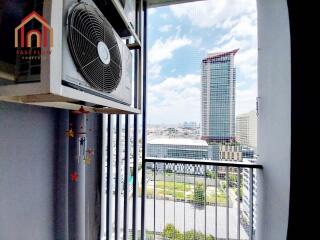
[
  {"left": 148, "top": 36, "right": 192, "bottom": 79},
  {"left": 169, "top": 0, "right": 257, "bottom": 82},
  {"left": 148, "top": 64, "right": 162, "bottom": 79},
  {"left": 159, "top": 24, "right": 172, "bottom": 32},
  {"left": 210, "top": 13, "right": 257, "bottom": 81},
  {"left": 149, "top": 36, "right": 192, "bottom": 64},
  {"left": 148, "top": 8, "right": 157, "bottom": 16},
  {"left": 236, "top": 81, "right": 257, "bottom": 115},
  {"left": 170, "top": 0, "right": 256, "bottom": 28},
  {"left": 147, "top": 23, "right": 153, "bottom": 31},
  {"left": 148, "top": 74, "right": 201, "bottom": 124},
  {"left": 176, "top": 25, "right": 182, "bottom": 35},
  {"left": 160, "top": 13, "right": 169, "bottom": 19}
]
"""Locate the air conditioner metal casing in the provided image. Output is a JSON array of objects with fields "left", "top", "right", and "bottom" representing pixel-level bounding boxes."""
[
  {"left": 0, "top": 0, "right": 133, "bottom": 111},
  {"left": 62, "top": 0, "right": 132, "bottom": 105},
  {"left": 93, "top": 0, "right": 136, "bottom": 37}
]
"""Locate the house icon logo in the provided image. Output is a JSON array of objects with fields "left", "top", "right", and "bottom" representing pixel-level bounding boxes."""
[{"left": 14, "top": 11, "right": 53, "bottom": 49}]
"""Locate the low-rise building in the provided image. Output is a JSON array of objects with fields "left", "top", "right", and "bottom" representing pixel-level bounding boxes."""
[{"left": 147, "top": 138, "right": 208, "bottom": 159}]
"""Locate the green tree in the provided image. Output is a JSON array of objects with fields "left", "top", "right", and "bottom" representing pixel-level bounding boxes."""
[
  {"left": 194, "top": 182, "right": 205, "bottom": 207},
  {"left": 185, "top": 230, "right": 215, "bottom": 240},
  {"left": 162, "top": 224, "right": 215, "bottom": 240},
  {"left": 162, "top": 224, "right": 183, "bottom": 239},
  {"left": 206, "top": 170, "right": 216, "bottom": 179}
]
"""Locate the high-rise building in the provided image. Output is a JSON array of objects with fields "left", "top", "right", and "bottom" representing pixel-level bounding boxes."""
[
  {"left": 201, "top": 49, "right": 238, "bottom": 143},
  {"left": 236, "top": 110, "right": 257, "bottom": 149}
]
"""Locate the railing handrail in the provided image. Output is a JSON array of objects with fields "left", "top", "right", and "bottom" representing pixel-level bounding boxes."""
[{"left": 145, "top": 157, "right": 263, "bottom": 169}]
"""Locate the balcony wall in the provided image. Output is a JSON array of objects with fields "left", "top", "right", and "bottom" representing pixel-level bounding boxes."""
[
  {"left": 257, "top": 0, "right": 291, "bottom": 239},
  {"left": 0, "top": 102, "right": 102, "bottom": 240}
]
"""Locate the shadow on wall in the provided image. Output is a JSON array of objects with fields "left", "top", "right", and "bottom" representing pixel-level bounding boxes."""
[{"left": 0, "top": 102, "right": 102, "bottom": 240}]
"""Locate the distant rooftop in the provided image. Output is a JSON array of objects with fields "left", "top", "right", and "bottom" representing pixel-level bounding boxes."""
[
  {"left": 204, "top": 49, "right": 239, "bottom": 60},
  {"left": 148, "top": 138, "right": 208, "bottom": 146},
  {"left": 236, "top": 109, "right": 256, "bottom": 118}
]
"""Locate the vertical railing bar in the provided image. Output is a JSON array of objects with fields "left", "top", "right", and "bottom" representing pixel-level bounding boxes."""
[
  {"left": 194, "top": 164, "right": 196, "bottom": 240},
  {"left": 123, "top": 115, "right": 130, "bottom": 240},
  {"left": 226, "top": 166, "right": 229, "bottom": 240},
  {"left": 174, "top": 164, "right": 176, "bottom": 240},
  {"left": 141, "top": 1, "right": 148, "bottom": 239},
  {"left": 184, "top": 164, "right": 186, "bottom": 240},
  {"left": 205, "top": 166, "right": 207, "bottom": 240},
  {"left": 249, "top": 168, "right": 254, "bottom": 240},
  {"left": 101, "top": 115, "right": 107, "bottom": 240},
  {"left": 164, "top": 163, "right": 166, "bottom": 240},
  {"left": 115, "top": 115, "right": 121, "bottom": 240},
  {"left": 215, "top": 166, "right": 218, "bottom": 239},
  {"left": 132, "top": 1, "right": 141, "bottom": 238},
  {"left": 134, "top": 0, "right": 141, "bottom": 109},
  {"left": 237, "top": 167, "right": 240, "bottom": 240},
  {"left": 106, "top": 115, "right": 113, "bottom": 240},
  {"left": 132, "top": 0, "right": 139, "bottom": 234},
  {"left": 132, "top": 114, "right": 138, "bottom": 240},
  {"left": 154, "top": 163, "right": 156, "bottom": 240}
]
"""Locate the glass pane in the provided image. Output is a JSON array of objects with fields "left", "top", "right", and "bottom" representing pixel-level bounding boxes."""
[{"left": 146, "top": 0, "right": 258, "bottom": 239}]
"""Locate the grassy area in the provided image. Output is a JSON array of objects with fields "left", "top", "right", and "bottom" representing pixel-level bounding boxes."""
[
  {"left": 155, "top": 181, "right": 192, "bottom": 191},
  {"left": 146, "top": 180, "right": 227, "bottom": 206}
]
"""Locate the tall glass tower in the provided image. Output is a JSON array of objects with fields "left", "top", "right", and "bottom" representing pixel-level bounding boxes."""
[{"left": 201, "top": 49, "right": 238, "bottom": 143}]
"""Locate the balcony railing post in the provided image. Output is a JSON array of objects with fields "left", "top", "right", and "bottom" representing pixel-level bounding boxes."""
[
  {"left": 132, "top": 0, "right": 143, "bottom": 238},
  {"left": 194, "top": 164, "right": 196, "bottom": 240},
  {"left": 164, "top": 163, "right": 166, "bottom": 238},
  {"left": 115, "top": 115, "right": 121, "bottom": 240},
  {"left": 106, "top": 115, "right": 113, "bottom": 240},
  {"left": 237, "top": 167, "right": 241, "bottom": 240},
  {"left": 249, "top": 168, "right": 254, "bottom": 240},
  {"left": 123, "top": 115, "right": 130, "bottom": 240},
  {"left": 174, "top": 164, "right": 176, "bottom": 240},
  {"left": 132, "top": 114, "right": 138, "bottom": 240},
  {"left": 227, "top": 166, "right": 229, "bottom": 240},
  {"left": 140, "top": 0, "right": 148, "bottom": 239},
  {"left": 153, "top": 163, "right": 156, "bottom": 240},
  {"left": 215, "top": 166, "right": 218, "bottom": 239},
  {"left": 184, "top": 165, "right": 186, "bottom": 240},
  {"left": 205, "top": 166, "right": 207, "bottom": 240}
]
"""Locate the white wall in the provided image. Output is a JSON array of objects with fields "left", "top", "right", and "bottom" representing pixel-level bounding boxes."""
[{"left": 256, "top": 0, "right": 291, "bottom": 239}]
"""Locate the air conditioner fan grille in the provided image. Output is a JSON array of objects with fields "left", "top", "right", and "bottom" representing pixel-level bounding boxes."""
[{"left": 67, "top": 3, "right": 122, "bottom": 92}]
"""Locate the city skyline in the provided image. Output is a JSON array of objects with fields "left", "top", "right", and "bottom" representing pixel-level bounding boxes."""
[
  {"left": 147, "top": 0, "right": 257, "bottom": 125},
  {"left": 146, "top": 108, "right": 256, "bottom": 127}
]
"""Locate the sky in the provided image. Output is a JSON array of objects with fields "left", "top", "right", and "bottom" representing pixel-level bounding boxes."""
[{"left": 146, "top": 0, "right": 257, "bottom": 125}]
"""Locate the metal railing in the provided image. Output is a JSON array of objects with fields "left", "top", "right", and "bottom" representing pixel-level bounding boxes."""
[
  {"left": 100, "top": 2, "right": 263, "bottom": 239},
  {"left": 141, "top": 158, "right": 262, "bottom": 240}
]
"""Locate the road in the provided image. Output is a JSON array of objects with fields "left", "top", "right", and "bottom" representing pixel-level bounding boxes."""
[{"left": 126, "top": 198, "right": 249, "bottom": 240}]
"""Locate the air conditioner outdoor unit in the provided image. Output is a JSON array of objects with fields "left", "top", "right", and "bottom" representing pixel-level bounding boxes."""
[
  {"left": 93, "top": 0, "right": 136, "bottom": 37},
  {"left": 0, "top": 0, "right": 135, "bottom": 113},
  {"left": 121, "top": 0, "right": 136, "bottom": 30}
]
